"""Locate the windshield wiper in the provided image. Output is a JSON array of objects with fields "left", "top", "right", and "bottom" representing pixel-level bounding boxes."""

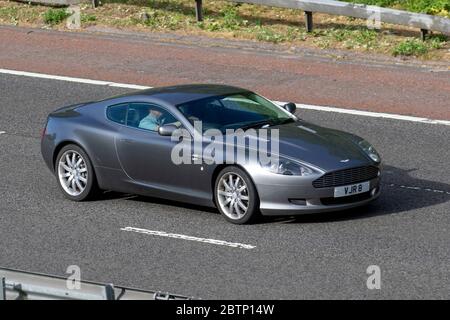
[
  {"left": 240, "top": 120, "right": 274, "bottom": 130},
  {"left": 275, "top": 118, "right": 296, "bottom": 125}
]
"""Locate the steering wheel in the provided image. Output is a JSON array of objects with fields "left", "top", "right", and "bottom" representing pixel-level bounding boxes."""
[{"left": 188, "top": 116, "right": 200, "bottom": 123}]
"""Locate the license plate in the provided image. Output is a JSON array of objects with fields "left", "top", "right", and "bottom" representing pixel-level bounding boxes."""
[{"left": 334, "top": 181, "right": 370, "bottom": 198}]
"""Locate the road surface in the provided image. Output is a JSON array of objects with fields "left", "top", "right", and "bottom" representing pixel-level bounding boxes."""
[{"left": 0, "top": 26, "right": 449, "bottom": 299}]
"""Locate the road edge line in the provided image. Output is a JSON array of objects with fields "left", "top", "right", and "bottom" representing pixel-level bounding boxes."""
[{"left": 1, "top": 68, "right": 449, "bottom": 126}]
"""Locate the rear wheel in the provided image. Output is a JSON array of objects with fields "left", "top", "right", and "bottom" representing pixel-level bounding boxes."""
[
  {"left": 215, "top": 166, "right": 260, "bottom": 224},
  {"left": 55, "top": 144, "right": 98, "bottom": 201}
]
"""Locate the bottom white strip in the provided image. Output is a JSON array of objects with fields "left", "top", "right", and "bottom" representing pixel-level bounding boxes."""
[{"left": 120, "top": 226, "right": 256, "bottom": 249}]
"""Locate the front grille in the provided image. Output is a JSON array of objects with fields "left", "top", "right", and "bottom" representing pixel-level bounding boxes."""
[
  {"left": 313, "top": 166, "right": 379, "bottom": 188},
  {"left": 321, "top": 191, "right": 372, "bottom": 205}
]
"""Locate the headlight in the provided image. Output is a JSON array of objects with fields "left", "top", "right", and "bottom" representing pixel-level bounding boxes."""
[
  {"left": 261, "top": 158, "right": 318, "bottom": 176},
  {"left": 358, "top": 140, "right": 381, "bottom": 163}
]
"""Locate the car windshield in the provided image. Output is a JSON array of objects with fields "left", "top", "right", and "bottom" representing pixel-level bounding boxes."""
[{"left": 176, "top": 92, "right": 295, "bottom": 133}]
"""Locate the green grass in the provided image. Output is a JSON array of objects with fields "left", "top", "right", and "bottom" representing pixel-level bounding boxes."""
[
  {"left": 255, "top": 26, "right": 286, "bottom": 43},
  {"left": 343, "top": 0, "right": 450, "bottom": 17},
  {"left": 312, "top": 27, "right": 381, "bottom": 50},
  {"left": 43, "top": 8, "right": 70, "bottom": 25},
  {"left": 0, "top": 6, "right": 18, "bottom": 17},
  {"left": 392, "top": 35, "right": 447, "bottom": 56},
  {"left": 222, "top": 4, "right": 243, "bottom": 30},
  {"left": 346, "top": 29, "right": 378, "bottom": 49},
  {"left": 0, "top": 6, "right": 18, "bottom": 22},
  {"left": 427, "top": 34, "right": 448, "bottom": 49},
  {"left": 198, "top": 4, "right": 248, "bottom": 32},
  {"left": 81, "top": 13, "right": 97, "bottom": 23},
  {"left": 392, "top": 39, "right": 428, "bottom": 56},
  {"left": 136, "top": 9, "right": 188, "bottom": 30}
]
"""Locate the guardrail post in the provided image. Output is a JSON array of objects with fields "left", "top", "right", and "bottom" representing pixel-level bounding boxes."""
[
  {"left": 104, "top": 284, "right": 116, "bottom": 300},
  {"left": 195, "top": 0, "right": 203, "bottom": 22},
  {"left": 0, "top": 277, "right": 5, "bottom": 300},
  {"left": 420, "top": 29, "right": 428, "bottom": 41},
  {"left": 304, "top": 11, "right": 313, "bottom": 32}
]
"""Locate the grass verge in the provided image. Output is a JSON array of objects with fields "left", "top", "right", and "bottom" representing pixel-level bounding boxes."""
[
  {"left": 0, "top": 0, "right": 448, "bottom": 61},
  {"left": 43, "top": 8, "right": 70, "bottom": 25}
]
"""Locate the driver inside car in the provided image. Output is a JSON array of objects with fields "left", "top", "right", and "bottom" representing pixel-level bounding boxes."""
[{"left": 139, "top": 107, "right": 163, "bottom": 131}]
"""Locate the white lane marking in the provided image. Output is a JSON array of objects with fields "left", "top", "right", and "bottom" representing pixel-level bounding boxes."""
[
  {"left": 1, "top": 68, "right": 449, "bottom": 126},
  {"left": 386, "top": 183, "right": 450, "bottom": 195},
  {"left": 120, "top": 226, "right": 256, "bottom": 250},
  {"left": 108, "top": 83, "right": 151, "bottom": 90},
  {"left": 0, "top": 131, "right": 5, "bottom": 134},
  {"left": 274, "top": 101, "right": 450, "bottom": 126},
  {"left": 0, "top": 68, "right": 150, "bottom": 90}
]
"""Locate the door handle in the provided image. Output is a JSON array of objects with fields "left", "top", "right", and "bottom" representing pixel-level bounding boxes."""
[
  {"left": 119, "top": 138, "right": 133, "bottom": 144},
  {"left": 192, "top": 155, "right": 214, "bottom": 162}
]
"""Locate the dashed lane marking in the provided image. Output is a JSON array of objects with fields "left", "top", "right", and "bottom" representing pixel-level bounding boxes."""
[
  {"left": 386, "top": 183, "right": 450, "bottom": 195},
  {"left": 120, "top": 226, "right": 256, "bottom": 250}
]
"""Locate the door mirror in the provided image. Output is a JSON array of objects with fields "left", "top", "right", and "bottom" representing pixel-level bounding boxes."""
[
  {"left": 158, "top": 124, "right": 178, "bottom": 136},
  {"left": 283, "top": 102, "right": 297, "bottom": 114}
]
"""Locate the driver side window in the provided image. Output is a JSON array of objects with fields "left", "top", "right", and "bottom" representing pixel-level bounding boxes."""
[{"left": 127, "top": 103, "right": 179, "bottom": 132}]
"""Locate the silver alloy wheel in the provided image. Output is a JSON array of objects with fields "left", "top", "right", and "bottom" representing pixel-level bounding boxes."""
[
  {"left": 58, "top": 150, "right": 88, "bottom": 197},
  {"left": 217, "top": 172, "right": 249, "bottom": 220}
]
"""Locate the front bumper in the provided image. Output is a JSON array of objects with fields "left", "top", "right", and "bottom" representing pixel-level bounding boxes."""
[{"left": 256, "top": 176, "right": 381, "bottom": 216}]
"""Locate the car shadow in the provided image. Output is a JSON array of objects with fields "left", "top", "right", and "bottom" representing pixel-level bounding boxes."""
[
  {"left": 94, "top": 165, "right": 449, "bottom": 224},
  {"left": 270, "top": 165, "right": 450, "bottom": 224},
  {"left": 97, "top": 190, "right": 218, "bottom": 214}
]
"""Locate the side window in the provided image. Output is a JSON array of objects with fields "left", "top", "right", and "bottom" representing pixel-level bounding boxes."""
[
  {"left": 127, "top": 103, "right": 179, "bottom": 132},
  {"left": 106, "top": 104, "right": 128, "bottom": 125}
]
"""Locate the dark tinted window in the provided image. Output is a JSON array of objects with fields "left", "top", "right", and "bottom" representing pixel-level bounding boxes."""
[
  {"left": 127, "top": 103, "right": 180, "bottom": 132},
  {"left": 177, "top": 92, "right": 294, "bottom": 133},
  {"left": 107, "top": 104, "right": 128, "bottom": 125}
]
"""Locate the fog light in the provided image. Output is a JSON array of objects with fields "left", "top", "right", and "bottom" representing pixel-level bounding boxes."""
[
  {"left": 371, "top": 187, "right": 379, "bottom": 196},
  {"left": 289, "top": 199, "right": 307, "bottom": 206}
]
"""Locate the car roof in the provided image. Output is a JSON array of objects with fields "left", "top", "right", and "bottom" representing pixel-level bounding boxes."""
[{"left": 115, "top": 84, "right": 251, "bottom": 105}]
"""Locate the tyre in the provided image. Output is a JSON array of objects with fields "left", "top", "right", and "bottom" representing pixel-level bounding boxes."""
[
  {"left": 55, "top": 144, "right": 98, "bottom": 201},
  {"left": 214, "top": 166, "right": 260, "bottom": 224}
]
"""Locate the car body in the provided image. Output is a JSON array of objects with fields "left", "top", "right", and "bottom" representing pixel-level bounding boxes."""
[{"left": 41, "top": 84, "right": 381, "bottom": 224}]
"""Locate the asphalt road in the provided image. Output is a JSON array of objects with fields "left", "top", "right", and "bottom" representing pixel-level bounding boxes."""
[{"left": 0, "top": 73, "right": 449, "bottom": 299}]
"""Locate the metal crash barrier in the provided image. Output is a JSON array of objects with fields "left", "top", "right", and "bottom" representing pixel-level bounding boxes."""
[
  {"left": 0, "top": 268, "right": 193, "bottom": 300},
  {"left": 194, "top": 0, "right": 450, "bottom": 38}
]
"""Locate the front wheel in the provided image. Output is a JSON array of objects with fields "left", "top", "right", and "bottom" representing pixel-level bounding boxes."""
[
  {"left": 55, "top": 144, "right": 98, "bottom": 201},
  {"left": 215, "top": 166, "right": 260, "bottom": 224}
]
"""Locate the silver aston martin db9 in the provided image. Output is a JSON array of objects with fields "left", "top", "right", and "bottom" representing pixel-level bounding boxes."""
[{"left": 41, "top": 84, "right": 381, "bottom": 224}]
